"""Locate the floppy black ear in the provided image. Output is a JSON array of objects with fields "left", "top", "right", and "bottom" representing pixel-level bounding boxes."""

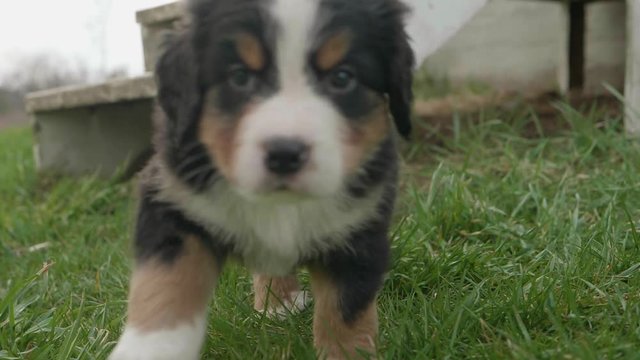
[
  {"left": 388, "top": 20, "right": 415, "bottom": 140},
  {"left": 155, "top": 32, "right": 201, "bottom": 128}
]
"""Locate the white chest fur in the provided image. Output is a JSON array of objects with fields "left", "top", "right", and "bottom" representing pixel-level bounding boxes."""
[{"left": 156, "top": 175, "right": 383, "bottom": 276}]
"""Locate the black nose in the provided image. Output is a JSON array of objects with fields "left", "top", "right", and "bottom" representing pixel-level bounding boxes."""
[{"left": 264, "top": 138, "right": 310, "bottom": 176}]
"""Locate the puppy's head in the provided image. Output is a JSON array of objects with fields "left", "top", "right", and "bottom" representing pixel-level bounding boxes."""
[{"left": 157, "top": 0, "right": 414, "bottom": 200}]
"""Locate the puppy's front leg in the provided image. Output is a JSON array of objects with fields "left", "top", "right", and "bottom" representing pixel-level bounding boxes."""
[
  {"left": 253, "top": 274, "right": 311, "bottom": 318},
  {"left": 311, "top": 269, "right": 380, "bottom": 360},
  {"left": 110, "top": 236, "right": 220, "bottom": 360},
  {"left": 310, "top": 228, "right": 389, "bottom": 360}
]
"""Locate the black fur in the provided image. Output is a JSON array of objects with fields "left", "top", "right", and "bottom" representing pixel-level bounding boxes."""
[
  {"left": 142, "top": 0, "right": 413, "bottom": 328},
  {"left": 315, "top": 0, "right": 415, "bottom": 137},
  {"left": 346, "top": 136, "right": 398, "bottom": 198},
  {"left": 155, "top": 35, "right": 218, "bottom": 192},
  {"left": 317, "top": 185, "right": 395, "bottom": 322},
  {"left": 385, "top": 2, "right": 415, "bottom": 139},
  {"left": 155, "top": 0, "right": 414, "bottom": 190},
  {"left": 134, "top": 184, "right": 230, "bottom": 264}
]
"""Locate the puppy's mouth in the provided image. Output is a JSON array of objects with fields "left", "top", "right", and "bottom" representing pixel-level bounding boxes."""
[
  {"left": 250, "top": 186, "right": 314, "bottom": 204},
  {"left": 226, "top": 173, "right": 302, "bottom": 202},
  {"left": 259, "top": 176, "right": 310, "bottom": 197}
]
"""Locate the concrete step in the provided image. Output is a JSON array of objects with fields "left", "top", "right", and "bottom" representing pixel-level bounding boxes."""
[
  {"left": 136, "top": 2, "right": 186, "bottom": 73},
  {"left": 26, "top": 75, "right": 156, "bottom": 178}
]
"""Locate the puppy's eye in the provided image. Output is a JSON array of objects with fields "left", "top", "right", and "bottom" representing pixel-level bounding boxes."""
[
  {"left": 327, "top": 67, "right": 357, "bottom": 94},
  {"left": 228, "top": 66, "right": 256, "bottom": 91}
]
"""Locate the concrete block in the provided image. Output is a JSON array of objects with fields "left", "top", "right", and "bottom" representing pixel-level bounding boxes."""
[
  {"left": 626, "top": 0, "right": 640, "bottom": 137},
  {"left": 27, "top": 75, "right": 157, "bottom": 178},
  {"left": 584, "top": 1, "right": 626, "bottom": 94},
  {"left": 136, "top": 3, "right": 185, "bottom": 72},
  {"left": 26, "top": 76, "right": 156, "bottom": 112},
  {"left": 423, "top": 0, "right": 566, "bottom": 94}
]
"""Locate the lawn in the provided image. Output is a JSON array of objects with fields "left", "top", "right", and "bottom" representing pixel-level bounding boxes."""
[{"left": 1, "top": 99, "right": 640, "bottom": 359}]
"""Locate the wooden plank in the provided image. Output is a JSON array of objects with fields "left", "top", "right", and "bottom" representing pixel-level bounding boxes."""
[{"left": 626, "top": 0, "right": 640, "bottom": 136}]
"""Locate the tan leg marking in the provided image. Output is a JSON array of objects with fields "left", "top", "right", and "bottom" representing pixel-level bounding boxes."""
[
  {"left": 310, "top": 269, "right": 378, "bottom": 360},
  {"left": 253, "top": 274, "right": 300, "bottom": 311},
  {"left": 316, "top": 30, "right": 353, "bottom": 71},
  {"left": 127, "top": 236, "right": 219, "bottom": 332}
]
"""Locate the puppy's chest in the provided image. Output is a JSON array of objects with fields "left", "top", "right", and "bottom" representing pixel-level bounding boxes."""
[{"left": 160, "top": 184, "right": 381, "bottom": 276}]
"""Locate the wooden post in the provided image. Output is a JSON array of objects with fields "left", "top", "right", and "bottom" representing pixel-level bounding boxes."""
[
  {"left": 626, "top": 0, "right": 640, "bottom": 137},
  {"left": 568, "top": 1, "right": 586, "bottom": 91}
]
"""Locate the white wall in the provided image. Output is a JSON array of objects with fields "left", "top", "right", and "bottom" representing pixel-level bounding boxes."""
[
  {"left": 626, "top": 0, "right": 640, "bottom": 136},
  {"left": 423, "top": 0, "right": 565, "bottom": 94},
  {"left": 422, "top": 0, "right": 627, "bottom": 95},
  {"left": 584, "top": 2, "right": 627, "bottom": 95}
]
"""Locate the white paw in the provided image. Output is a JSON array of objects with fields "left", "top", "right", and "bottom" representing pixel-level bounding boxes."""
[
  {"left": 266, "top": 290, "right": 312, "bottom": 319},
  {"left": 109, "top": 319, "right": 206, "bottom": 360}
]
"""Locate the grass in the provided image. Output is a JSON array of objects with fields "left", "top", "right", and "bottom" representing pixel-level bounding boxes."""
[
  {"left": 1, "top": 99, "right": 640, "bottom": 359},
  {"left": 412, "top": 67, "right": 493, "bottom": 100}
]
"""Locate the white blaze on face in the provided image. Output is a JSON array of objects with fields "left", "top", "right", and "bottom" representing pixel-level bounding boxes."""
[
  {"left": 273, "top": 0, "right": 319, "bottom": 91},
  {"left": 232, "top": 0, "right": 347, "bottom": 199}
]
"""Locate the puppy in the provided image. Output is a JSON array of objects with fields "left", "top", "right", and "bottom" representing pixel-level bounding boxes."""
[{"left": 111, "top": 0, "right": 414, "bottom": 358}]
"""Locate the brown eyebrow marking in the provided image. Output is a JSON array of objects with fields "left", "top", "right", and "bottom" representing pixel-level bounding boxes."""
[
  {"left": 235, "top": 33, "right": 265, "bottom": 71},
  {"left": 316, "top": 30, "right": 352, "bottom": 71}
]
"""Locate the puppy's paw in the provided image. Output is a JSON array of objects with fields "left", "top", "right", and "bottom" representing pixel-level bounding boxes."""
[
  {"left": 109, "top": 322, "right": 205, "bottom": 360},
  {"left": 265, "top": 290, "right": 312, "bottom": 319}
]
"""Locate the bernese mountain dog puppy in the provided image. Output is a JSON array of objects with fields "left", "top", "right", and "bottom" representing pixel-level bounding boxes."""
[{"left": 110, "top": 0, "right": 414, "bottom": 358}]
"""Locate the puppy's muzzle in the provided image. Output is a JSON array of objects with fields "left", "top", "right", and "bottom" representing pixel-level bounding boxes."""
[{"left": 264, "top": 137, "right": 310, "bottom": 176}]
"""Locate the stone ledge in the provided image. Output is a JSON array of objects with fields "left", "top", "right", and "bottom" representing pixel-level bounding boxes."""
[
  {"left": 26, "top": 74, "right": 157, "bottom": 113},
  {"left": 136, "top": 2, "right": 184, "bottom": 26}
]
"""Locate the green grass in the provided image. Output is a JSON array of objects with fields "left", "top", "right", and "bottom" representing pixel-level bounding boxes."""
[
  {"left": 412, "top": 67, "right": 494, "bottom": 100},
  {"left": 1, "top": 100, "right": 640, "bottom": 359}
]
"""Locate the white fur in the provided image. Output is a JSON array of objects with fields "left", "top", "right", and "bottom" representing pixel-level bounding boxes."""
[
  {"left": 158, "top": 0, "right": 386, "bottom": 273},
  {"left": 232, "top": 0, "right": 347, "bottom": 198},
  {"left": 271, "top": 0, "right": 319, "bottom": 91},
  {"left": 109, "top": 315, "right": 207, "bottom": 360},
  {"left": 157, "top": 172, "right": 384, "bottom": 276},
  {"left": 233, "top": 93, "right": 345, "bottom": 197}
]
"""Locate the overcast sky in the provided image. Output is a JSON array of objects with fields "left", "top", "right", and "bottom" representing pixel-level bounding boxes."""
[{"left": 0, "top": 0, "right": 173, "bottom": 79}]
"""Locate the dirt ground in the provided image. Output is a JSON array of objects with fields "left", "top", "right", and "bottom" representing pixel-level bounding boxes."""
[{"left": 413, "top": 92, "right": 623, "bottom": 140}]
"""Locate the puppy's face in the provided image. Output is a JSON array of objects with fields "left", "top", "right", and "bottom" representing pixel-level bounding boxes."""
[{"left": 157, "top": 0, "right": 414, "bottom": 200}]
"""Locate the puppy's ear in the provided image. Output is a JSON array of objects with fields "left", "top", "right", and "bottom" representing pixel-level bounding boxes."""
[
  {"left": 387, "top": 2, "right": 415, "bottom": 139},
  {"left": 388, "top": 13, "right": 415, "bottom": 140},
  {"left": 155, "top": 32, "right": 201, "bottom": 127}
]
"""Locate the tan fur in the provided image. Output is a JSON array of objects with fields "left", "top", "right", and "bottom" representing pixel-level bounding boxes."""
[
  {"left": 127, "top": 236, "right": 219, "bottom": 332},
  {"left": 236, "top": 33, "right": 265, "bottom": 71},
  {"left": 316, "top": 31, "right": 352, "bottom": 71},
  {"left": 198, "top": 98, "right": 250, "bottom": 182},
  {"left": 253, "top": 274, "right": 301, "bottom": 311},
  {"left": 310, "top": 269, "right": 378, "bottom": 360},
  {"left": 343, "top": 103, "right": 391, "bottom": 174}
]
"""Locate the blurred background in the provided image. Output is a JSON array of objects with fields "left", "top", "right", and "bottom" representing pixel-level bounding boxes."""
[
  {"left": 0, "top": 0, "right": 171, "bottom": 129},
  {"left": 2, "top": 1, "right": 640, "bottom": 358},
  {"left": 0, "top": 0, "right": 630, "bottom": 133},
  {"left": 1, "top": 0, "right": 633, "bottom": 178}
]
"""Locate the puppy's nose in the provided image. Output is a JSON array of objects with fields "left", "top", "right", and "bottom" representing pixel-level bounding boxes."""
[{"left": 264, "top": 138, "right": 310, "bottom": 176}]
